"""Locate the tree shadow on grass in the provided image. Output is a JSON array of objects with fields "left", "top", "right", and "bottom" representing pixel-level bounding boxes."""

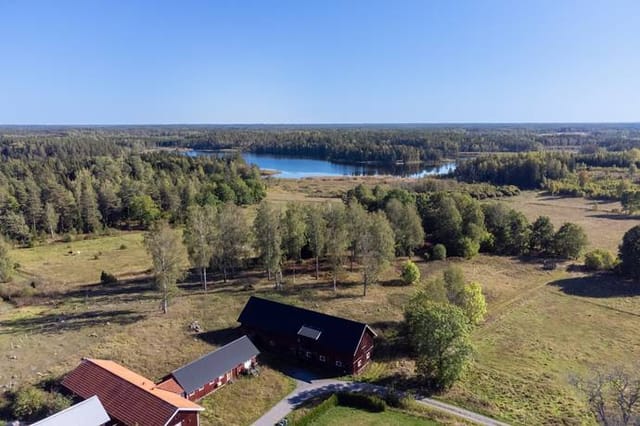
[
  {"left": 0, "top": 309, "right": 146, "bottom": 335},
  {"left": 368, "top": 320, "right": 409, "bottom": 362},
  {"left": 53, "top": 275, "right": 156, "bottom": 304},
  {"left": 548, "top": 274, "right": 640, "bottom": 298},
  {"left": 195, "top": 326, "right": 244, "bottom": 346}
]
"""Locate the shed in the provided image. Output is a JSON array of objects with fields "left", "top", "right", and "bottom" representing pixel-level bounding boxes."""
[{"left": 158, "top": 335, "right": 260, "bottom": 401}]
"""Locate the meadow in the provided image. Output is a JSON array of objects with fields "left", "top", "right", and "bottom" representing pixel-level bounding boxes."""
[{"left": 1, "top": 184, "right": 639, "bottom": 425}]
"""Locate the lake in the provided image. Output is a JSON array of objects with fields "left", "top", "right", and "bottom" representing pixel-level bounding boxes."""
[{"left": 188, "top": 151, "right": 456, "bottom": 179}]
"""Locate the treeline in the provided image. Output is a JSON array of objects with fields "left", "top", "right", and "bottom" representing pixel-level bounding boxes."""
[
  {"left": 455, "top": 149, "right": 640, "bottom": 190},
  {"left": 0, "top": 147, "right": 266, "bottom": 244},
  {"left": 343, "top": 185, "right": 588, "bottom": 260},
  {"left": 4, "top": 125, "right": 640, "bottom": 167}
]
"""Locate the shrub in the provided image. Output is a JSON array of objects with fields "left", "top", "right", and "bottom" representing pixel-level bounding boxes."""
[
  {"left": 584, "top": 249, "right": 616, "bottom": 271},
  {"left": 10, "top": 386, "right": 49, "bottom": 421},
  {"left": 61, "top": 234, "right": 73, "bottom": 243},
  {"left": 401, "top": 260, "right": 420, "bottom": 285},
  {"left": 293, "top": 394, "right": 338, "bottom": 426},
  {"left": 432, "top": 244, "right": 447, "bottom": 260},
  {"left": 10, "top": 386, "right": 71, "bottom": 422},
  {"left": 119, "top": 244, "right": 127, "bottom": 250},
  {"left": 383, "top": 389, "right": 410, "bottom": 409},
  {"left": 336, "top": 392, "right": 386, "bottom": 412},
  {"left": 100, "top": 271, "right": 118, "bottom": 284}
]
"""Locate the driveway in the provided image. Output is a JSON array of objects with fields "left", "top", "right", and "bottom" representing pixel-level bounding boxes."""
[{"left": 252, "top": 371, "right": 510, "bottom": 426}]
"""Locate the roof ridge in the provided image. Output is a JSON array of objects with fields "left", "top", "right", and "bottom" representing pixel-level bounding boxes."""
[
  {"left": 84, "top": 358, "right": 201, "bottom": 411},
  {"left": 249, "top": 296, "right": 369, "bottom": 327}
]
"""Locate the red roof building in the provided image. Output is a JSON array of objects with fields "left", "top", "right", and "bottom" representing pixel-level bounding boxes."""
[{"left": 62, "top": 358, "right": 203, "bottom": 426}]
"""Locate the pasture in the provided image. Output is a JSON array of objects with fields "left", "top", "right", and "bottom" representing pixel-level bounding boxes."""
[{"left": 1, "top": 183, "right": 639, "bottom": 424}]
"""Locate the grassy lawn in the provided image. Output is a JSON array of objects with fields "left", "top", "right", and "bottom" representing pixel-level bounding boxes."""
[
  {"left": 302, "top": 406, "right": 439, "bottom": 425},
  {"left": 199, "top": 368, "right": 295, "bottom": 426},
  {"left": 2, "top": 182, "right": 640, "bottom": 424}
]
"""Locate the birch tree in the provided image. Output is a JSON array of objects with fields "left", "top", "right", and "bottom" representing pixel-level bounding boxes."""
[
  {"left": 184, "top": 205, "right": 216, "bottom": 290},
  {"left": 144, "top": 221, "right": 186, "bottom": 314}
]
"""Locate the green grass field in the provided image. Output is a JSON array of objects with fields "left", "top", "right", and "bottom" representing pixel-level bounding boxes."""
[
  {"left": 301, "top": 406, "right": 439, "bottom": 425},
  {"left": 1, "top": 186, "right": 639, "bottom": 425}
]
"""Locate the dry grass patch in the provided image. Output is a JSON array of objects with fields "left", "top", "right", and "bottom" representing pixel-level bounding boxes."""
[{"left": 497, "top": 191, "right": 640, "bottom": 252}]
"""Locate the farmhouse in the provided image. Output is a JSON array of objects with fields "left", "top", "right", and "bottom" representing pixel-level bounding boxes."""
[
  {"left": 32, "top": 395, "right": 109, "bottom": 426},
  {"left": 157, "top": 335, "right": 260, "bottom": 401},
  {"left": 62, "top": 358, "right": 204, "bottom": 426},
  {"left": 237, "top": 296, "right": 376, "bottom": 374}
]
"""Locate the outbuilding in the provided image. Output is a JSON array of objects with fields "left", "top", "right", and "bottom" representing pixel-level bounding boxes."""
[
  {"left": 157, "top": 335, "right": 260, "bottom": 401},
  {"left": 62, "top": 358, "right": 203, "bottom": 426},
  {"left": 237, "top": 296, "right": 376, "bottom": 375}
]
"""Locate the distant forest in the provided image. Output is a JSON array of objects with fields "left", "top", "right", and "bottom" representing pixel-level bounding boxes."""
[
  {"left": 2, "top": 125, "right": 640, "bottom": 243},
  {"left": 3, "top": 124, "right": 640, "bottom": 165}
]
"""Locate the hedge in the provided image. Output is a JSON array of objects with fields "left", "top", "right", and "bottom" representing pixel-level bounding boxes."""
[
  {"left": 336, "top": 391, "right": 386, "bottom": 412},
  {"left": 292, "top": 394, "right": 338, "bottom": 426}
]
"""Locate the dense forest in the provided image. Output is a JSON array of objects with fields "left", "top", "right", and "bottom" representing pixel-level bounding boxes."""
[
  {"left": 4, "top": 124, "right": 640, "bottom": 167},
  {"left": 0, "top": 135, "right": 265, "bottom": 244}
]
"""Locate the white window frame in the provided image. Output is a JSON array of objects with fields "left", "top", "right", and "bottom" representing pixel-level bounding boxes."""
[
  {"left": 335, "top": 360, "right": 343, "bottom": 367},
  {"left": 319, "top": 355, "right": 326, "bottom": 362}
]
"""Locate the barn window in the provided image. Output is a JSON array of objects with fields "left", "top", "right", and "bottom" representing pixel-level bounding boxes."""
[
  {"left": 357, "top": 360, "right": 362, "bottom": 367},
  {"left": 319, "top": 355, "right": 326, "bottom": 362},
  {"left": 366, "top": 352, "right": 370, "bottom": 360},
  {"left": 305, "top": 351, "right": 312, "bottom": 358},
  {"left": 336, "top": 360, "right": 343, "bottom": 367}
]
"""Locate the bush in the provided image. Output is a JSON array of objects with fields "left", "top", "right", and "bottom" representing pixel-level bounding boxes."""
[
  {"left": 61, "top": 234, "right": 73, "bottom": 243},
  {"left": 100, "top": 271, "right": 118, "bottom": 284},
  {"left": 10, "top": 386, "right": 47, "bottom": 421},
  {"left": 336, "top": 392, "right": 386, "bottom": 412},
  {"left": 584, "top": 249, "right": 616, "bottom": 271},
  {"left": 293, "top": 394, "right": 338, "bottom": 426},
  {"left": 432, "top": 244, "right": 447, "bottom": 260},
  {"left": 401, "top": 260, "right": 420, "bottom": 285},
  {"left": 119, "top": 244, "right": 127, "bottom": 250},
  {"left": 9, "top": 385, "right": 71, "bottom": 422},
  {"left": 383, "top": 389, "right": 410, "bottom": 409}
]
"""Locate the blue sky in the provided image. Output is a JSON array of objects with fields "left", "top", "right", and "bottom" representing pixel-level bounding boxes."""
[{"left": 0, "top": 0, "right": 638, "bottom": 124}]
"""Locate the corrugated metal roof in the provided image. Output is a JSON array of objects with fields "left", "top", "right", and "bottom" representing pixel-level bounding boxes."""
[
  {"left": 62, "top": 359, "right": 202, "bottom": 426},
  {"left": 170, "top": 335, "right": 259, "bottom": 395},
  {"left": 237, "top": 296, "right": 376, "bottom": 355},
  {"left": 32, "top": 395, "right": 109, "bottom": 426}
]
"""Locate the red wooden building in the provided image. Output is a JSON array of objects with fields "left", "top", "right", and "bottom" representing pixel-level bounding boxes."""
[
  {"left": 237, "top": 296, "right": 376, "bottom": 375},
  {"left": 62, "top": 358, "right": 203, "bottom": 426},
  {"left": 157, "top": 335, "right": 260, "bottom": 401}
]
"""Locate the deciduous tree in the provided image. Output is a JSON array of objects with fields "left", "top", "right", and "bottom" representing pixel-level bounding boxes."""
[
  {"left": 358, "top": 211, "right": 395, "bottom": 296},
  {"left": 184, "top": 205, "right": 216, "bottom": 290},
  {"left": 253, "top": 201, "right": 283, "bottom": 288},
  {"left": 144, "top": 221, "right": 187, "bottom": 314},
  {"left": 305, "top": 204, "right": 326, "bottom": 280},
  {"left": 281, "top": 203, "right": 307, "bottom": 282},
  {"left": 324, "top": 203, "right": 349, "bottom": 291},
  {"left": 405, "top": 299, "right": 473, "bottom": 391}
]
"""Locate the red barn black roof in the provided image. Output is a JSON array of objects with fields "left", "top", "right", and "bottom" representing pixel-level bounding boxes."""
[
  {"left": 169, "top": 335, "right": 259, "bottom": 395},
  {"left": 237, "top": 296, "right": 376, "bottom": 356}
]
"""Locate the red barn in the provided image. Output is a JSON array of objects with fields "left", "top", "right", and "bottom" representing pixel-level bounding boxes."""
[
  {"left": 237, "top": 296, "right": 376, "bottom": 375},
  {"left": 157, "top": 335, "right": 260, "bottom": 401},
  {"left": 62, "top": 358, "right": 203, "bottom": 426}
]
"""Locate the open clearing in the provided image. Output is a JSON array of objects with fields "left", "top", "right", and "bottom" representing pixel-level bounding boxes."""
[
  {"left": 1, "top": 181, "right": 640, "bottom": 425},
  {"left": 497, "top": 191, "right": 640, "bottom": 253}
]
